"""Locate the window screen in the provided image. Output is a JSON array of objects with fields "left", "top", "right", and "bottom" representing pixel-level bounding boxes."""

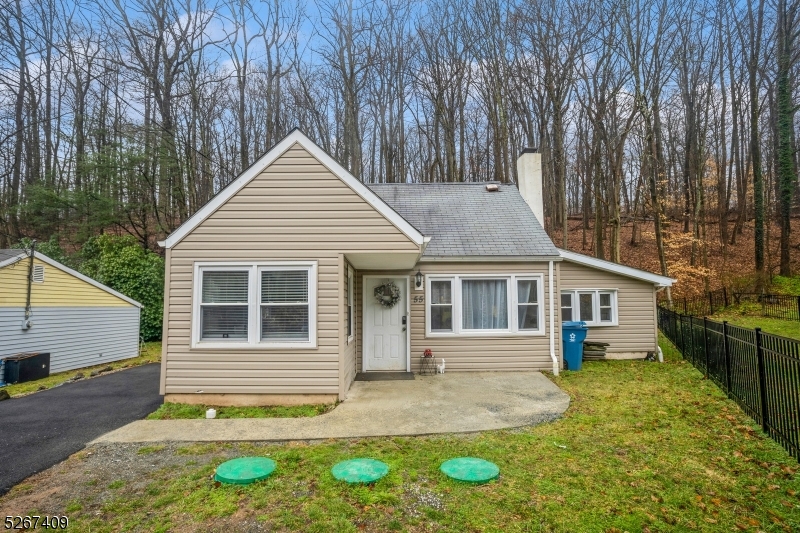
[
  {"left": 517, "top": 279, "right": 539, "bottom": 330},
  {"left": 599, "top": 292, "right": 613, "bottom": 322},
  {"left": 560, "top": 292, "right": 573, "bottom": 321},
  {"left": 200, "top": 271, "right": 249, "bottom": 340},
  {"left": 261, "top": 270, "right": 309, "bottom": 340},
  {"left": 579, "top": 292, "right": 594, "bottom": 322},
  {"left": 430, "top": 280, "right": 453, "bottom": 332}
]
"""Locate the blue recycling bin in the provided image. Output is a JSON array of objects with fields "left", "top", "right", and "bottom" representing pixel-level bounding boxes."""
[{"left": 562, "top": 321, "right": 588, "bottom": 371}]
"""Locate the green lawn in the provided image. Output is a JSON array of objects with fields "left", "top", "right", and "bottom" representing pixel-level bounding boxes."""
[
  {"left": 709, "top": 312, "right": 800, "bottom": 340},
  {"left": 147, "top": 402, "right": 335, "bottom": 420},
  {"left": 2, "top": 342, "right": 161, "bottom": 397},
  {"left": 7, "top": 334, "right": 798, "bottom": 532}
]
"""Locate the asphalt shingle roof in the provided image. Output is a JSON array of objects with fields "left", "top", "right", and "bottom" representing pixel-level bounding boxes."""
[
  {"left": 367, "top": 183, "right": 559, "bottom": 258},
  {"left": 0, "top": 249, "right": 24, "bottom": 264}
]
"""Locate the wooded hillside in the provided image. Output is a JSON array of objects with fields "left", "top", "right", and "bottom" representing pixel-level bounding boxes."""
[{"left": 0, "top": 0, "right": 798, "bottom": 293}]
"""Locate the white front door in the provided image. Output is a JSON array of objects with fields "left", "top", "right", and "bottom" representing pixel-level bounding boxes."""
[{"left": 363, "top": 277, "right": 408, "bottom": 371}]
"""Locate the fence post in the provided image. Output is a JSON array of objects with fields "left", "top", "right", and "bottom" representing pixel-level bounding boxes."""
[
  {"left": 688, "top": 315, "right": 695, "bottom": 363},
  {"left": 709, "top": 292, "right": 714, "bottom": 315},
  {"left": 702, "top": 317, "right": 710, "bottom": 378},
  {"left": 722, "top": 321, "right": 732, "bottom": 396},
  {"left": 754, "top": 327, "right": 769, "bottom": 434},
  {"left": 796, "top": 296, "right": 800, "bottom": 321},
  {"left": 723, "top": 287, "right": 729, "bottom": 308}
]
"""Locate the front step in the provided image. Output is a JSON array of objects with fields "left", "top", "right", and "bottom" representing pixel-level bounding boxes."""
[{"left": 355, "top": 372, "right": 415, "bottom": 381}]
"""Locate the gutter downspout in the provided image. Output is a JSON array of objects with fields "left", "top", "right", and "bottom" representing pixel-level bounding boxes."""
[
  {"left": 25, "top": 241, "right": 36, "bottom": 322},
  {"left": 549, "top": 260, "right": 558, "bottom": 375}
]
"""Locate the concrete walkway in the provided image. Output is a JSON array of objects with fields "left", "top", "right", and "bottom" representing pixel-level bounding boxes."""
[{"left": 93, "top": 372, "right": 570, "bottom": 443}]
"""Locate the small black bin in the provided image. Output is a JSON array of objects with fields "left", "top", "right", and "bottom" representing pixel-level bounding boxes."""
[{"left": 2, "top": 352, "right": 50, "bottom": 384}]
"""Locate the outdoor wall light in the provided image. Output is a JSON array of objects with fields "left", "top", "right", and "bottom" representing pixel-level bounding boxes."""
[{"left": 415, "top": 270, "right": 423, "bottom": 289}]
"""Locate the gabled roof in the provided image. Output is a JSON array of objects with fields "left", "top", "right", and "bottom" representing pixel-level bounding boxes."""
[
  {"left": 367, "top": 183, "right": 560, "bottom": 259},
  {"left": 158, "top": 129, "right": 425, "bottom": 249},
  {"left": 558, "top": 248, "right": 675, "bottom": 287},
  {"left": 0, "top": 249, "right": 21, "bottom": 264},
  {"left": 0, "top": 249, "right": 142, "bottom": 307}
]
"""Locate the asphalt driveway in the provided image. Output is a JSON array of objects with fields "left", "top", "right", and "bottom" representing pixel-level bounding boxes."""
[{"left": 0, "top": 363, "right": 162, "bottom": 496}]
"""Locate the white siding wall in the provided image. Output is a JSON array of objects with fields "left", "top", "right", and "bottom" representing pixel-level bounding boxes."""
[{"left": 0, "top": 306, "right": 140, "bottom": 375}]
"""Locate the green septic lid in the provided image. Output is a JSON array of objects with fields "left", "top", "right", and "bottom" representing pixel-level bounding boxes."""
[
  {"left": 440, "top": 457, "right": 499, "bottom": 483},
  {"left": 331, "top": 458, "right": 389, "bottom": 484},
  {"left": 214, "top": 457, "right": 276, "bottom": 485}
]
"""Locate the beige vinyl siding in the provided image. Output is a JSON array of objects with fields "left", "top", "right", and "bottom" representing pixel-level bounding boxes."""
[
  {"left": 0, "top": 257, "right": 132, "bottom": 307},
  {"left": 163, "top": 143, "right": 419, "bottom": 397},
  {"left": 560, "top": 260, "right": 658, "bottom": 353},
  {"left": 356, "top": 262, "right": 559, "bottom": 373}
]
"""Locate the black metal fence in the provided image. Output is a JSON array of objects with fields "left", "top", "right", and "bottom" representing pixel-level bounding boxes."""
[
  {"left": 658, "top": 306, "right": 800, "bottom": 461},
  {"left": 662, "top": 288, "right": 800, "bottom": 321}
]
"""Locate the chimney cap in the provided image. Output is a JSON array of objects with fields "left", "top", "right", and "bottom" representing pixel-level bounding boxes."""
[{"left": 520, "top": 147, "right": 539, "bottom": 154}]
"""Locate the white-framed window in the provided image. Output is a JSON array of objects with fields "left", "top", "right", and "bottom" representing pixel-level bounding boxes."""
[
  {"left": 560, "top": 292, "right": 573, "bottom": 321},
  {"left": 560, "top": 289, "right": 618, "bottom": 326},
  {"left": 346, "top": 265, "right": 354, "bottom": 343},
  {"left": 430, "top": 279, "right": 454, "bottom": 332},
  {"left": 192, "top": 261, "right": 317, "bottom": 349},
  {"left": 425, "top": 274, "right": 544, "bottom": 336}
]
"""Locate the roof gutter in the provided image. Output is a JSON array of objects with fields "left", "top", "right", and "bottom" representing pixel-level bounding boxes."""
[{"left": 419, "top": 255, "right": 563, "bottom": 263}]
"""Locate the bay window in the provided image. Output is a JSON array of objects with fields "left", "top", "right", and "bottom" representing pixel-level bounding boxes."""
[
  {"left": 193, "top": 262, "right": 317, "bottom": 348},
  {"left": 426, "top": 274, "right": 543, "bottom": 336},
  {"left": 560, "top": 289, "right": 617, "bottom": 326}
]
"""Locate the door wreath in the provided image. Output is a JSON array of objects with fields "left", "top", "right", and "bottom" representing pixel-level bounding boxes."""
[{"left": 374, "top": 281, "right": 401, "bottom": 308}]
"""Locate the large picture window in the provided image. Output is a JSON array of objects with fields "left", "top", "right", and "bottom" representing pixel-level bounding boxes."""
[
  {"left": 560, "top": 289, "right": 617, "bottom": 326},
  {"left": 193, "top": 262, "right": 317, "bottom": 348},
  {"left": 426, "top": 274, "right": 543, "bottom": 336}
]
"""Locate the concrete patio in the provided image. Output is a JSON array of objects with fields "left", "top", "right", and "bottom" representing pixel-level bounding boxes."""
[{"left": 93, "top": 371, "right": 570, "bottom": 443}]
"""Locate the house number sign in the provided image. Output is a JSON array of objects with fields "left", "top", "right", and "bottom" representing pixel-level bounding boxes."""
[{"left": 413, "top": 296, "right": 425, "bottom": 304}]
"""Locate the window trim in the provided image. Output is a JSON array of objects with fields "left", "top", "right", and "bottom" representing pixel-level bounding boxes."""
[
  {"left": 425, "top": 273, "right": 545, "bottom": 337},
  {"left": 192, "top": 261, "right": 317, "bottom": 349},
  {"left": 559, "top": 289, "right": 618, "bottom": 327}
]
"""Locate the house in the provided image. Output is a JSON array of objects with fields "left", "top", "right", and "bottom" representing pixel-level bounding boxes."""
[
  {"left": 157, "top": 130, "right": 674, "bottom": 406},
  {"left": 0, "top": 249, "right": 142, "bottom": 375}
]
